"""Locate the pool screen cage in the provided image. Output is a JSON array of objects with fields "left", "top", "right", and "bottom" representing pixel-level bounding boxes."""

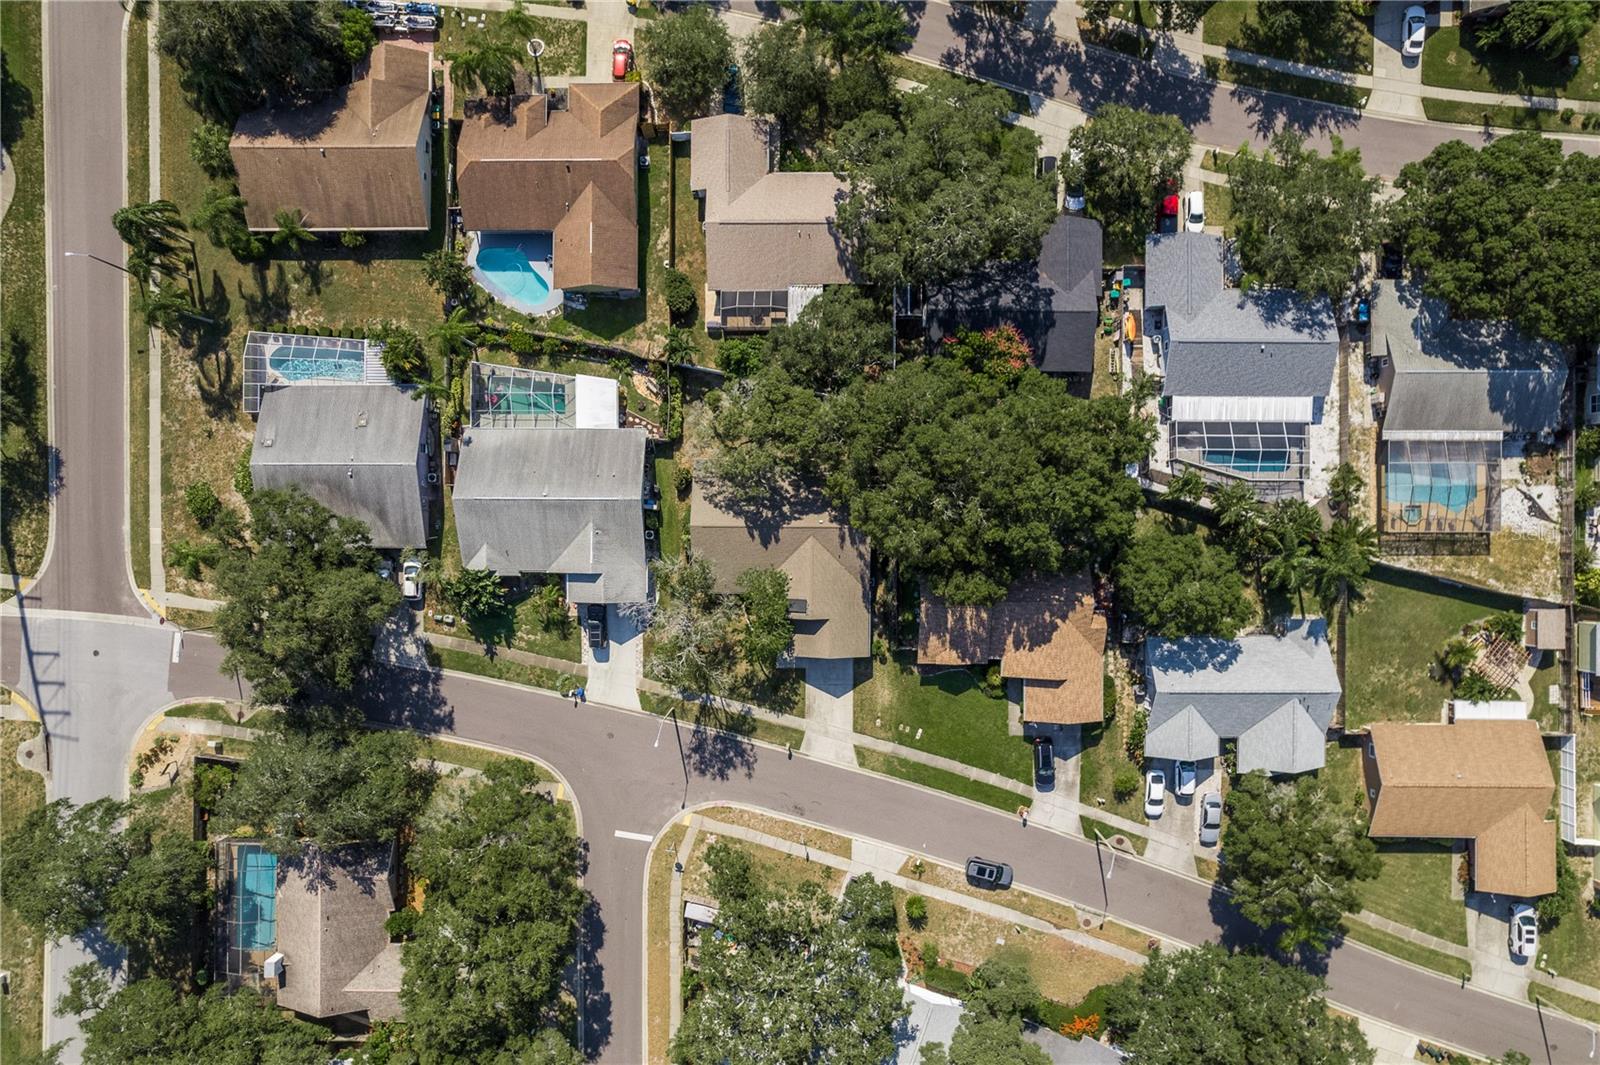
[
  {"left": 1170, "top": 420, "right": 1309, "bottom": 485},
  {"left": 1381, "top": 437, "right": 1498, "bottom": 537},
  {"left": 469, "top": 362, "right": 576, "bottom": 429},
  {"left": 213, "top": 840, "right": 274, "bottom": 991},
  {"left": 242, "top": 331, "right": 382, "bottom": 415},
  {"left": 714, "top": 289, "right": 789, "bottom": 330}
]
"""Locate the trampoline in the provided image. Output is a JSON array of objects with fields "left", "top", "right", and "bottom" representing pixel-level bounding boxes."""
[{"left": 233, "top": 844, "right": 277, "bottom": 951}]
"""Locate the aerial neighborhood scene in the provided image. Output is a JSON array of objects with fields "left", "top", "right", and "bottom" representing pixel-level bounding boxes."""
[{"left": 8, "top": 0, "right": 1600, "bottom": 1063}]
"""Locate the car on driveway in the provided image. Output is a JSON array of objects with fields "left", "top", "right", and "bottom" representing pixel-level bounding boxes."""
[
  {"left": 1175, "top": 759, "right": 1197, "bottom": 796},
  {"left": 583, "top": 604, "right": 608, "bottom": 649},
  {"left": 1509, "top": 903, "right": 1538, "bottom": 960},
  {"left": 400, "top": 558, "right": 423, "bottom": 604},
  {"left": 1064, "top": 180, "right": 1086, "bottom": 213},
  {"left": 1402, "top": 6, "right": 1427, "bottom": 57},
  {"left": 1198, "top": 792, "right": 1223, "bottom": 846},
  {"left": 377, "top": 558, "right": 393, "bottom": 583},
  {"left": 965, "top": 857, "right": 1013, "bottom": 890},
  {"left": 1144, "top": 768, "right": 1166, "bottom": 818},
  {"left": 612, "top": 39, "right": 633, "bottom": 80},
  {"left": 1033, "top": 737, "right": 1055, "bottom": 792},
  {"left": 1183, "top": 189, "right": 1205, "bottom": 233}
]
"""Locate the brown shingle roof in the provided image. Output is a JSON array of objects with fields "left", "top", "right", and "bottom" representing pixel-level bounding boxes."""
[
  {"left": 231, "top": 43, "right": 432, "bottom": 231},
  {"left": 689, "top": 484, "right": 871, "bottom": 660},
  {"left": 273, "top": 843, "right": 399, "bottom": 1020},
  {"left": 1365, "top": 720, "right": 1556, "bottom": 897},
  {"left": 919, "top": 574, "right": 1106, "bottom": 726},
  {"left": 456, "top": 85, "right": 640, "bottom": 291},
  {"left": 1524, "top": 608, "right": 1565, "bottom": 651}
]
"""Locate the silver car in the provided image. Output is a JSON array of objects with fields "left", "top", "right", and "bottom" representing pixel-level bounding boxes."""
[
  {"left": 1198, "top": 792, "right": 1223, "bottom": 846},
  {"left": 1509, "top": 904, "right": 1538, "bottom": 960}
]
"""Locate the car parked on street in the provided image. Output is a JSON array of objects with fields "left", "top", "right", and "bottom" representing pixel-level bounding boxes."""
[
  {"left": 400, "top": 558, "right": 423, "bottom": 604},
  {"left": 1144, "top": 768, "right": 1166, "bottom": 818},
  {"left": 1175, "top": 759, "right": 1197, "bottom": 796},
  {"left": 1034, "top": 737, "right": 1055, "bottom": 792},
  {"left": 583, "top": 603, "right": 608, "bottom": 649},
  {"left": 1509, "top": 903, "right": 1538, "bottom": 960},
  {"left": 1402, "top": 6, "right": 1428, "bottom": 58},
  {"left": 612, "top": 39, "right": 633, "bottom": 80},
  {"left": 965, "top": 857, "right": 1014, "bottom": 890},
  {"left": 1198, "top": 792, "right": 1223, "bottom": 846}
]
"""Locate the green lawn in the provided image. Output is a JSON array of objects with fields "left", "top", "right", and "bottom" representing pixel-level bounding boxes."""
[
  {"left": 438, "top": 7, "right": 587, "bottom": 84},
  {"left": 1204, "top": 56, "right": 1369, "bottom": 109},
  {"left": 0, "top": 722, "right": 45, "bottom": 1060},
  {"left": 1529, "top": 656, "right": 1564, "bottom": 733},
  {"left": 1422, "top": 23, "right": 1600, "bottom": 103},
  {"left": 1342, "top": 567, "right": 1521, "bottom": 728},
  {"left": 128, "top": 13, "right": 151, "bottom": 589},
  {"left": 0, "top": 1, "right": 49, "bottom": 579},
  {"left": 430, "top": 644, "right": 580, "bottom": 695},
  {"left": 639, "top": 690, "right": 806, "bottom": 750},
  {"left": 1420, "top": 96, "right": 1593, "bottom": 132},
  {"left": 1202, "top": 181, "right": 1233, "bottom": 235},
  {"left": 1530, "top": 982, "right": 1600, "bottom": 1024},
  {"left": 855, "top": 748, "right": 1026, "bottom": 814},
  {"left": 164, "top": 700, "right": 236, "bottom": 724},
  {"left": 1358, "top": 841, "right": 1467, "bottom": 946},
  {"left": 1537, "top": 851, "right": 1600, "bottom": 989},
  {"left": 1341, "top": 921, "right": 1472, "bottom": 982},
  {"left": 1076, "top": 678, "right": 1149, "bottom": 825},
  {"left": 853, "top": 652, "right": 1033, "bottom": 785},
  {"left": 1081, "top": 815, "right": 1147, "bottom": 856},
  {"left": 1202, "top": 0, "right": 1374, "bottom": 74},
  {"left": 654, "top": 456, "right": 687, "bottom": 561}
]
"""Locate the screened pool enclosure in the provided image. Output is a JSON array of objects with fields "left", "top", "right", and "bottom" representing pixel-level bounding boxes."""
[
  {"left": 1170, "top": 420, "right": 1309, "bottom": 488},
  {"left": 1380, "top": 437, "right": 1496, "bottom": 536}
]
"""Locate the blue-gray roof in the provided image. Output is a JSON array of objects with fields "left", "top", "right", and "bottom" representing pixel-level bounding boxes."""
[{"left": 1145, "top": 232, "right": 1338, "bottom": 399}]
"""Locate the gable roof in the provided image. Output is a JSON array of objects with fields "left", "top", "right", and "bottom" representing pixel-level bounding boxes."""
[
  {"left": 1144, "top": 619, "right": 1340, "bottom": 773},
  {"left": 1366, "top": 720, "right": 1556, "bottom": 896},
  {"left": 251, "top": 384, "right": 427, "bottom": 550},
  {"left": 927, "top": 214, "right": 1103, "bottom": 375},
  {"left": 690, "top": 484, "right": 871, "bottom": 659},
  {"left": 456, "top": 84, "right": 640, "bottom": 291},
  {"left": 273, "top": 843, "right": 397, "bottom": 1020},
  {"left": 1144, "top": 232, "right": 1337, "bottom": 400},
  {"left": 231, "top": 43, "right": 432, "bottom": 231},
  {"left": 690, "top": 114, "right": 853, "bottom": 291},
  {"left": 918, "top": 573, "right": 1107, "bottom": 725},
  {"left": 1373, "top": 279, "right": 1566, "bottom": 439},
  {"left": 452, "top": 427, "right": 647, "bottom": 603}
]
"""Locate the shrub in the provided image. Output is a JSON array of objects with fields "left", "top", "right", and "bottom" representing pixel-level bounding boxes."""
[
  {"left": 385, "top": 908, "right": 420, "bottom": 940},
  {"left": 189, "top": 121, "right": 235, "bottom": 177},
  {"left": 377, "top": 325, "right": 427, "bottom": 383},
  {"left": 1579, "top": 426, "right": 1600, "bottom": 466},
  {"left": 1561, "top": 107, "right": 1577, "bottom": 125},
  {"left": 1102, "top": 673, "right": 1117, "bottom": 723},
  {"left": 185, "top": 481, "right": 222, "bottom": 528},
  {"left": 1535, "top": 843, "right": 1580, "bottom": 929},
  {"left": 1456, "top": 671, "right": 1514, "bottom": 702},
  {"left": 166, "top": 538, "right": 220, "bottom": 580},
  {"left": 609, "top": 356, "right": 633, "bottom": 380},
  {"left": 905, "top": 895, "right": 928, "bottom": 928},
  {"left": 981, "top": 663, "right": 1004, "bottom": 696},
  {"left": 189, "top": 762, "right": 236, "bottom": 809},
  {"left": 1483, "top": 610, "right": 1524, "bottom": 644},
  {"left": 1124, "top": 707, "right": 1147, "bottom": 763},
  {"left": 233, "top": 448, "right": 253, "bottom": 498},
  {"left": 921, "top": 963, "right": 969, "bottom": 998},
  {"left": 340, "top": 228, "right": 367, "bottom": 249},
  {"left": 443, "top": 568, "right": 507, "bottom": 619},
  {"left": 716, "top": 336, "right": 766, "bottom": 377},
  {"left": 663, "top": 268, "right": 696, "bottom": 319},
  {"left": 921, "top": 939, "right": 939, "bottom": 968},
  {"left": 506, "top": 328, "right": 537, "bottom": 356},
  {"left": 1112, "top": 763, "right": 1140, "bottom": 802}
]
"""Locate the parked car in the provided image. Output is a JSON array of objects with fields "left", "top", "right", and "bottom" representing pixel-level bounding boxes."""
[
  {"left": 400, "top": 559, "right": 423, "bottom": 604},
  {"left": 583, "top": 603, "right": 608, "bottom": 649},
  {"left": 1144, "top": 768, "right": 1166, "bottom": 818},
  {"left": 1509, "top": 903, "right": 1538, "bottom": 960},
  {"left": 1183, "top": 189, "right": 1205, "bottom": 233},
  {"left": 1402, "top": 6, "right": 1428, "bottom": 58},
  {"left": 1064, "top": 180, "right": 1086, "bottom": 214},
  {"left": 1034, "top": 737, "right": 1055, "bottom": 792},
  {"left": 1174, "top": 759, "right": 1197, "bottom": 796},
  {"left": 965, "top": 857, "right": 1013, "bottom": 890},
  {"left": 377, "top": 559, "right": 394, "bottom": 583},
  {"left": 612, "top": 39, "right": 633, "bottom": 80},
  {"left": 1198, "top": 792, "right": 1223, "bottom": 845},
  {"left": 1379, "top": 242, "right": 1403, "bottom": 280}
]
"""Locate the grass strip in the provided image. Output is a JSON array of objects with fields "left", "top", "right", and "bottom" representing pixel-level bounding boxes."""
[
  {"left": 430, "top": 645, "right": 580, "bottom": 695},
  {"left": 1081, "top": 815, "right": 1148, "bottom": 857},
  {"left": 1528, "top": 983, "right": 1600, "bottom": 1025},
  {"left": 638, "top": 691, "right": 806, "bottom": 750},
  {"left": 1341, "top": 920, "right": 1472, "bottom": 981},
  {"left": 0, "top": 722, "right": 45, "bottom": 1059},
  {"left": 883, "top": 54, "right": 1033, "bottom": 115},
  {"left": 1204, "top": 56, "right": 1369, "bottom": 109},
  {"left": 1194, "top": 856, "right": 1220, "bottom": 881},
  {"left": 1419, "top": 96, "right": 1591, "bottom": 133},
  {"left": 127, "top": 15, "right": 151, "bottom": 589},
  {"left": 164, "top": 701, "right": 235, "bottom": 724},
  {"left": 855, "top": 748, "right": 1026, "bottom": 813},
  {"left": 646, "top": 822, "right": 689, "bottom": 1064}
]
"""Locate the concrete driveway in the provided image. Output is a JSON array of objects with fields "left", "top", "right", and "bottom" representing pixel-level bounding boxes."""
[
  {"left": 582, "top": 604, "right": 641, "bottom": 710},
  {"left": 1369, "top": 0, "right": 1427, "bottom": 119}
]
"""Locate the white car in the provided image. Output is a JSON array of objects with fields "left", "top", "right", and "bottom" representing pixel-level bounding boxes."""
[
  {"left": 1402, "top": 6, "right": 1427, "bottom": 58},
  {"left": 377, "top": 559, "right": 393, "bottom": 583},
  {"left": 1144, "top": 769, "right": 1166, "bottom": 818},
  {"left": 1175, "top": 760, "right": 1197, "bottom": 796},
  {"left": 1183, "top": 189, "right": 1205, "bottom": 233},
  {"left": 401, "top": 558, "right": 423, "bottom": 604},
  {"left": 1198, "top": 793, "right": 1223, "bottom": 846},
  {"left": 1509, "top": 904, "right": 1538, "bottom": 960}
]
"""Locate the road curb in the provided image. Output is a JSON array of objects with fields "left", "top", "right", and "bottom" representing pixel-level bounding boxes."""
[{"left": 2, "top": 684, "right": 44, "bottom": 726}]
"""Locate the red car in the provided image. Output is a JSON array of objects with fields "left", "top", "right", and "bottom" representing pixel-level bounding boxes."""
[{"left": 612, "top": 39, "right": 633, "bottom": 80}]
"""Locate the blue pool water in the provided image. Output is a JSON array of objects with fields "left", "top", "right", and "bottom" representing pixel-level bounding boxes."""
[
  {"left": 1387, "top": 463, "right": 1477, "bottom": 514},
  {"left": 474, "top": 232, "right": 561, "bottom": 315},
  {"left": 234, "top": 845, "right": 277, "bottom": 951},
  {"left": 268, "top": 351, "right": 363, "bottom": 382},
  {"left": 1204, "top": 450, "right": 1290, "bottom": 475}
]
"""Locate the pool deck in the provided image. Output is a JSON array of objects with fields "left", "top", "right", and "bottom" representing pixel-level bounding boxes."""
[
  {"left": 470, "top": 230, "right": 565, "bottom": 317},
  {"left": 1382, "top": 463, "right": 1491, "bottom": 534}
]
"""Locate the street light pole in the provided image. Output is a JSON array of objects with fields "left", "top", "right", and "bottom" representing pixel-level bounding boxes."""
[
  {"left": 1092, "top": 829, "right": 1114, "bottom": 927},
  {"left": 669, "top": 707, "right": 690, "bottom": 809},
  {"left": 64, "top": 249, "right": 131, "bottom": 274}
]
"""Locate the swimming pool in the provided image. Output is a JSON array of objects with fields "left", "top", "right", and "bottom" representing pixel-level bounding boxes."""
[
  {"left": 1203, "top": 450, "right": 1290, "bottom": 475},
  {"left": 473, "top": 232, "right": 562, "bottom": 315},
  {"left": 233, "top": 844, "right": 277, "bottom": 951},
  {"left": 1387, "top": 462, "right": 1478, "bottom": 514}
]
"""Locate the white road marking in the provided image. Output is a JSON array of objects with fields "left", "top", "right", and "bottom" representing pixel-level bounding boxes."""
[
  {"left": 613, "top": 830, "right": 654, "bottom": 843},
  {"left": 171, "top": 631, "right": 182, "bottom": 663}
]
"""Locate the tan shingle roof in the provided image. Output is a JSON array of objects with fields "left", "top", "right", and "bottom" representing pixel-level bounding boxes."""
[
  {"left": 456, "top": 85, "right": 639, "bottom": 291},
  {"left": 231, "top": 43, "right": 432, "bottom": 231},
  {"left": 273, "top": 843, "right": 398, "bottom": 1019},
  {"left": 1366, "top": 720, "right": 1556, "bottom": 897},
  {"left": 689, "top": 484, "right": 871, "bottom": 660},
  {"left": 919, "top": 573, "right": 1106, "bottom": 726}
]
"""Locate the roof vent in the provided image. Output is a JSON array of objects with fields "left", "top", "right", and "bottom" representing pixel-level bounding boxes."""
[{"left": 356, "top": 409, "right": 369, "bottom": 428}]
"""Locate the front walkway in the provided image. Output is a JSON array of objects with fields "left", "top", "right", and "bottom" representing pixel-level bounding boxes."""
[{"left": 795, "top": 656, "right": 856, "bottom": 766}]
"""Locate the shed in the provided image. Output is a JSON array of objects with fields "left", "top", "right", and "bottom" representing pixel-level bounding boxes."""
[
  {"left": 683, "top": 901, "right": 719, "bottom": 926},
  {"left": 1524, "top": 608, "right": 1566, "bottom": 651},
  {"left": 1452, "top": 700, "right": 1529, "bottom": 721}
]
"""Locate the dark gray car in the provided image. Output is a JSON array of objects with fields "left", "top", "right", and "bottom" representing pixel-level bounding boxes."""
[{"left": 965, "top": 857, "right": 1013, "bottom": 890}]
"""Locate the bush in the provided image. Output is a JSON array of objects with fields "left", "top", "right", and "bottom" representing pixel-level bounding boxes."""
[
  {"left": 185, "top": 481, "right": 222, "bottom": 528},
  {"left": 233, "top": 448, "right": 253, "bottom": 498},
  {"left": 1102, "top": 673, "right": 1117, "bottom": 723},
  {"left": 385, "top": 908, "right": 420, "bottom": 940},
  {"left": 189, "top": 761, "right": 236, "bottom": 809},
  {"left": 1112, "top": 763, "right": 1140, "bottom": 802},
  {"left": 1535, "top": 843, "right": 1580, "bottom": 929},
  {"left": 376, "top": 325, "right": 427, "bottom": 383},
  {"left": 921, "top": 963, "right": 970, "bottom": 998},
  {"left": 1579, "top": 426, "right": 1600, "bottom": 466},
  {"left": 1124, "top": 707, "right": 1147, "bottom": 763},
  {"left": 189, "top": 121, "right": 235, "bottom": 177},
  {"left": 340, "top": 228, "right": 367, "bottom": 249},
  {"left": 1456, "top": 672, "right": 1514, "bottom": 702},
  {"left": 166, "top": 538, "right": 220, "bottom": 580},
  {"left": 905, "top": 895, "right": 928, "bottom": 928},
  {"left": 506, "top": 328, "right": 537, "bottom": 356},
  {"left": 663, "top": 268, "right": 696, "bottom": 319},
  {"left": 716, "top": 336, "right": 766, "bottom": 377}
]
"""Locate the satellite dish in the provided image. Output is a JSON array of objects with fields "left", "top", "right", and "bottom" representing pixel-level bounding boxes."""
[{"left": 527, "top": 38, "right": 545, "bottom": 58}]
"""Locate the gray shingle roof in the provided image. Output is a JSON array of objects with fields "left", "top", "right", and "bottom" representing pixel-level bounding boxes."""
[
  {"left": 452, "top": 427, "right": 647, "bottom": 604},
  {"left": 251, "top": 384, "right": 428, "bottom": 550},
  {"left": 1145, "top": 232, "right": 1337, "bottom": 399},
  {"left": 927, "top": 214, "right": 1103, "bottom": 375},
  {"left": 1373, "top": 279, "right": 1566, "bottom": 438},
  {"left": 1144, "top": 618, "right": 1340, "bottom": 774}
]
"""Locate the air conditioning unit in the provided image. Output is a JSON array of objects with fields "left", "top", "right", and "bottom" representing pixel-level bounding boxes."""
[
  {"left": 427, "top": 472, "right": 439, "bottom": 485},
  {"left": 263, "top": 953, "right": 285, "bottom": 980},
  {"left": 644, "top": 529, "right": 656, "bottom": 542},
  {"left": 639, "top": 154, "right": 651, "bottom": 169}
]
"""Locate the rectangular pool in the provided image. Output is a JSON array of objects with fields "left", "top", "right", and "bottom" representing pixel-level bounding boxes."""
[{"left": 233, "top": 844, "right": 277, "bottom": 951}]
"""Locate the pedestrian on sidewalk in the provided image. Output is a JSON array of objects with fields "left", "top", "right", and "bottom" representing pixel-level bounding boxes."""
[
  {"left": 1017, "top": 805, "right": 1029, "bottom": 827},
  {"left": 577, "top": 685, "right": 586, "bottom": 703},
  {"left": 571, "top": 689, "right": 579, "bottom": 707}
]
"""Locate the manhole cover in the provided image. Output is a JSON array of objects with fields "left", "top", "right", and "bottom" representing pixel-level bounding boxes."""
[{"left": 24, "top": 749, "right": 33, "bottom": 759}]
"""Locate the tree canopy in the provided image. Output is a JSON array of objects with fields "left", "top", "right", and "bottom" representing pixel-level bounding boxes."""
[
  {"left": 1471, "top": 0, "right": 1598, "bottom": 57},
  {"left": 1221, "top": 771, "right": 1381, "bottom": 954},
  {"left": 699, "top": 366, "right": 826, "bottom": 509},
  {"left": 765, "top": 286, "right": 892, "bottom": 393},
  {"left": 1115, "top": 522, "right": 1254, "bottom": 638},
  {"left": 637, "top": 6, "right": 734, "bottom": 122},
  {"left": 1391, "top": 132, "right": 1600, "bottom": 347},
  {"left": 1104, "top": 945, "right": 1374, "bottom": 1065},
  {"left": 1227, "top": 131, "right": 1384, "bottom": 301},
  {"left": 77, "top": 978, "right": 327, "bottom": 1065},
  {"left": 740, "top": 21, "right": 830, "bottom": 140},
  {"left": 780, "top": 1, "right": 912, "bottom": 66},
  {"left": 920, "top": 956, "right": 1051, "bottom": 1065},
  {"left": 1064, "top": 104, "right": 1192, "bottom": 254},
  {"left": 213, "top": 486, "right": 400, "bottom": 704},
  {"left": 833, "top": 77, "right": 1057, "bottom": 287},
  {"left": 400, "top": 759, "right": 587, "bottom": 1062}
]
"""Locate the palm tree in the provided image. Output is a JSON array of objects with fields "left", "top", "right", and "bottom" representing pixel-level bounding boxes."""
[
  {"left": 1166, "top": 468, "right": 1207, "bottom": 506},
  {"left": 1212, "top": 480, "right": 1265, "bottom": 566},
  {"left": 428, "top": 306, "right": 480, "bottom": 366},
  {"left": 1326, "top": 462, "right": 1364, "bottom": 521},
  {"left": 448, "top": 39, "right": 520, "bottom": 102},
  {"left": 1438, "top": 636, "right": 1478, "bottom": 681},
  {"left": 112, "top": 199, "right": 191, "bottom": 278},
  {"left": 1312, "top": 517, "right": 1378, "bottom": 614},
  {"left": 272, "top": 209, "right": 315, "bottom": 257},
  {"left": 192, "top": 187, "right": 249, "bottom": 249},
  {"left": 139, "top": 280, "right": 207, "bottom": 333}
]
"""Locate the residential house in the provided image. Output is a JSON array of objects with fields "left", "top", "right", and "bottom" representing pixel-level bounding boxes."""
[
  {"left": 1141, "top": 232, "right": 1338, "bottom": 501},
  {"left": 1364, "top": 719, "right": 1557, "bottom": 897},
  {"left": 689, "top": 484, "right": 871, "bottom": 661},
  {"left": 272, "top": 843, "right": 403, "bottom": 1023},
  {"left": 455, "top": 83, "right": 641, "bottom": 302},
  {"left": 231, "top": 43, "right": 433, "bottom": 232},
  {"left": 926, "top": 213, "right": 1104, "bottom": 391},
  {"left": 918, "top": 573, "right": 1107, "bottom": 728},
  {"left": 1372, "top": 279, "right": 1566, "bottom": 544},
  {"left": 451, "top": 363, "right": 647, "bottom": 606},
  {"left": 1143, "top": 618, "right": 1340, "bottom": 775},
  {"left": 689, "top": 113, "right": 852, "bottom": 333},
  {"left": 251, "top": 381, "right": 432, "bottom": 551}
]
